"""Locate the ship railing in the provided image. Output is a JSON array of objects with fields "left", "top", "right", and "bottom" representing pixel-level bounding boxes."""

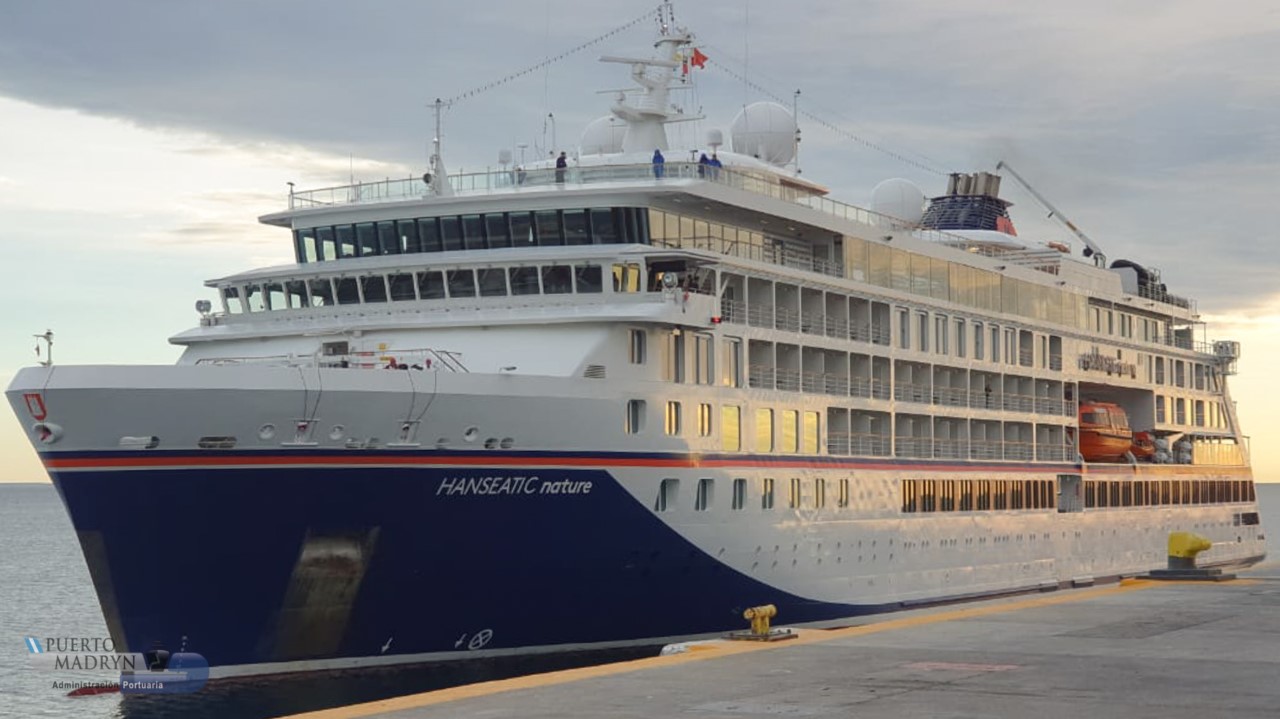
[
  {"left": 827, "top": 432, "right": 892, "bottom": 457},
  {"left": 801, "top": 370, "right": 825, "bottom": 394},
  {"left": 195, "top": 347, "right": 468, "bottom": 372},
  {"left": 1049, "top": 355, "right": 1063, "bottom": 371},
  {"left": 774, "top": 306, "right": 801, "bottom": 332},
  {"left": 1001, "top": 393, "right": 1035, "bottom": 413},
  {"left": 933, "top": 439, "right": 967, "bottom": 460},
  {"left": 747, "top": 364, "right": 775, "bottom": 390},
  {"left": 969, "top": 441, "right": 1003, "bottom": 460},
  {"left": 894, "top": 382, "right": 931, "bottom": 404},
  {"left": 971, "top": 391, "right": 1002, "bottom": 410},
  {"left": 823, "top": 316, "right": 849, "bottom": 340},
  {"left": 821, "top": 374, "right": 850, "bottom": 396},
  {"left": 870, "top": 378, "right": 892, "bottom": 400},
  {"left": 1034, "top": 397, "right": 1071, "bottom": 416},
  {"left": 1153, "top": 334, "right": 1215, "bottom": 355},
  {"left": 1036, "top": 444, "right": 1068, "bottom": 462},
  {"left": 1003, "top": 442, "right": 1035, "bottom": 461},
  {"left": 800, "top": 313, "right": 825, "bottom": 336},
  {"left": 933, "top": 386, "right": 969, "bottom": 407},
  {"left": 849, "top": 376, "right": 873, "bottom": 399},
  {"left": 1139, "top": 283, "right": 1195, "bottom": 312},
  {"left": 285, "top": 162, "right": 1075, "bottom": 280},
  {"left": 775, "top": 367, "right": 802, "bottom": 392},
  {"left": 1018, "top": 349, "right": 1034, "bottom": 367},
  {"left": 895, "top": 436, "right": 932, "bottom": 458}
]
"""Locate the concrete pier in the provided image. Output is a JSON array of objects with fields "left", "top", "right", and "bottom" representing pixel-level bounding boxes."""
[{"left": 281, "top": 567, "right": 1280, "bottom": 719}]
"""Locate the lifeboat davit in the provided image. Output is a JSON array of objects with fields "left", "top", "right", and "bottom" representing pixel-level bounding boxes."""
[{"left": 1078, "top": 401, "right": 1133, "bottom": 462}]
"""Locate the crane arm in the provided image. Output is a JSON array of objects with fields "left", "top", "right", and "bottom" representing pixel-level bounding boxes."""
[{"left": 995, "top": 160, "right": 1107, "bottom": 267}]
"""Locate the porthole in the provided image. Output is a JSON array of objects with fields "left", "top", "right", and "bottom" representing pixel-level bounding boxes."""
[
  {"left": 258, "top": 424, "right": 276, "bottom": 440},
  {"left": 500, "top": 437, "right": 514, "bottom": 449},
  {"left": 329, "top": 425, "right": 345, "bottom": 441},
  {"left": 463, "top": 426, "right": 479, "bottom": 442},
  {"left": 484, "top": 438, "right": 498, "bottom": 449}
]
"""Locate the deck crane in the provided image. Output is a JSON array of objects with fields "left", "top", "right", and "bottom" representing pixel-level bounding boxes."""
[{"left": 995, "top": 161, "right": 1107, "bottom": 268}]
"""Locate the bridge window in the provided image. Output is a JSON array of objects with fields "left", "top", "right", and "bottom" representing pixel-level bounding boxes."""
[
  {"left": 440, "top": 216, "right": 463, "bottom": 251},
  {"left": 564, "top": 209, "right": 590, "bottom": 245},
  {"left": 377, "top": 221, "right": 399, "bottom": 255},
  {"left": 297, "top": 228, "right": 317, "bottom": 263},
  {"left": 388, "top": 274, "right": 416, "bottom": 301},
  {"left": 335, "top": 277, "right": 360, "bottom": 305},
  {"left": 396, "top": 219, "right": 420, "bottom": 253},
  {"left": 447, "top": 269, "right": 476, "bottom": 298},
  {"left": 418, "top": 217, "right": 442, "bottom": 252},
  {"left": 417, "top": 271, "right": 446, "bottom": 299},
  {"left": 361, "top": 276, "right": 388, "bottom": 303},
  {"left": 510, "top": 212, "right": 534, "bottom": 245},
  {"left": 285, "top": 280, "right": 308, "bottom": 308},
  {"left": 486, "top": 213, "right": 512, "bottom": 248},
  {"left": 476, "top": 268, "right": 508, "bottom": 297},
  {"left": 308, "top": 279, "right": 334, "bottom": 306},
  {"left": 462, "top": 214, "right": 485, "bottom": 251},
  {"left": 535, "top": 210, "right": 563, "bottom": 246},
  {"left": 542, "top": 265, "right": 573, "bottom": 294},
  {"left": 356, "top": 222, "right": 378, "bottom": 256},
  {"left": 510, "top": 267, "right": 540, "bottom": 295},
  {"left": 591, "top": 208, "right": 620, "bottom": 243},
  {"left": 575, "top": 265, "right": 603, "bottom": 293}
]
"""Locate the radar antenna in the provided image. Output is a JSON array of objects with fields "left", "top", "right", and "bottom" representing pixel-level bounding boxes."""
[{"left": 996, "top": 161, "right": 1106, "bottom": 267}]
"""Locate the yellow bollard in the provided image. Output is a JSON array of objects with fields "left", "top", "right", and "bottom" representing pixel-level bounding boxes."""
[{"left": 726, "top": 604, "right": 795, "bottom": 642}]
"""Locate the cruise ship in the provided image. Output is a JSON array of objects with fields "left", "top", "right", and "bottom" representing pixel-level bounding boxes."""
[{"left": 6, "top": 4, "right": 1265, "bottom": 679}]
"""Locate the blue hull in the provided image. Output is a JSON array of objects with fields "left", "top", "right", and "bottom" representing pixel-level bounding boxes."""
[{"left": 51, "top": 455, "right": 869, "bottom": 672}]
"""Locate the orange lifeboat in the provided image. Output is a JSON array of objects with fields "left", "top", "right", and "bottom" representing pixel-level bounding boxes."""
[{"left": 1078, "top": 401, "right": 1133, "bottom": 462}]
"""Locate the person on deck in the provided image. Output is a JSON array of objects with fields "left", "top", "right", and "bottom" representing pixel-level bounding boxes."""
[
  {"left": 652, "top": 149, "right": 665, "bottom": 178},
  {"left": 555, "top": 152, "right": 567, "bottom": 184},
  {"left": 698, "top": 152, "right": 710, "bottom": 177}
]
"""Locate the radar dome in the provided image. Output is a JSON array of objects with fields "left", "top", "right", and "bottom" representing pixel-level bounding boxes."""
[
  {"left": 730, "top": 102, "right": 796, "bottom": 165},
  {"left": 871, "top": 178, "right": 926, "bottom": 225},
  {"left": 579, "top": 116, "right": 627, "bottom": 156}
]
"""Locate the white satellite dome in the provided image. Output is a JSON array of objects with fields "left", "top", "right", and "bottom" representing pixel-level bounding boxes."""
[
  {"left": 579, "top": 116, "right": 627, "bottom": 156},
  {"left": 730, "top": 102, "right": 796, "bottom": 165},
  {"left": 871, "top": 178, "right": 926, "bottom": 225}
]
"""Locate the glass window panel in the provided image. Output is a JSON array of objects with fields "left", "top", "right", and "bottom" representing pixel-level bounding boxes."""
[
  {"left": 462, "top": 214, "right": 485, "bottom": 250},
  {"left": 447, "top": 269, "right": 476, "bottom": 297},
  {"left": 1001, "top": 275, "right": 1017, "bottom": 314},
  {"left": 285, "top": 280, "right": 308, "bottom": 308},
  {"left": 308, "top": 279, "right": 334, "bottom": 306},
  {"left": 396, "top": 219, "right": 420, "bottom": 254},
  {"left": 377, "top": 221, "right": 400, "bottom": 255},
  {"left": 265, "top": 282, "right": 286, "bottom": 310},
  {"left": 869, "top": 243, "right": 891, "bottom": 287},
  {"left": 335, "top": 224, "right": 357, "bottom": 258},
  {"left": 591, "top": 208, "right": 619, "bottom": 243},
  {"left": 244, "top": 285, "right": 265, "bottom": 312},
  {"left": 485, "top": 213, "right": 512, "bottom": 248},
  {"left": 296, "top": 229, "right": 317, "bottom": 263},
  {"left": 509, "top": 267, "right": 540, "bottom": 295},
  {"left": 440, "top": 216, "right": 463, "bottom": 251},
  {"left": 563, "top": 209, "right": 590, "bottom": 245},
  {"left": 846, "top": 237, "right": 868, "bottom": 282},
  {"left": 418, "top": 217, "right": 442, "bottom": 252},
  {"left": 909, "top": 253, "right": 930, "bottom": 295},
  {"left": 361, "top": 275, "right": 388, "bottom": 303},
  {"left": 335, "top": 277, "right": 360, "bottom": 305},
  {"left": 510, "top": 212, "right": 535, "bottom": 245},
  {"left": 802, "top": 411, "right": 819, "bottom": 454},
  {"left": 417, "top": 270, "right": 446, "bottom": 299},
  {"left": 477, "top": 268, "right": 507, "bottom": 297},
  {"left": 781, "top": 410, "right": 798, "bottom": 453},
  {"left": 647, "top": 209, "right": 668, "bottom": 245},
  {"left": 722, "top": 406, "right": 741, "bottom": 451},
  {"left": 931, "top": 258, "right": 949, "bottom": 300},
  {"left": 356, "top": 222, "right": 379, "bottom": 256},
  {"left": 389, "top": 273, "right": 416, "bottom": 301},
  {"left": 892, "top": 249, "right": 912, "bottom": 292},
  {"left": 316, "top": 226, "right": 336, "bottom": 262},
  {"left": 535, "top": 210, "right": 564, "bottom": 246},
  {"left": 755, "top": 408, "right": 773, "bottom": 452},
  {"left": 542, "top": 265, "right": 572, "bottom": 294},
  {"left": 575, "top": 265, "right": 603, "bottom": 293}
]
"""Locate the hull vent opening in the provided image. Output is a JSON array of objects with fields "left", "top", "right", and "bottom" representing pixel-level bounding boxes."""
[
  {"left": 583, "top": 364, "right": 607, "bottom": 379},
  {"left": 197, "top": 436, "right": 238, "bottom": 449}
]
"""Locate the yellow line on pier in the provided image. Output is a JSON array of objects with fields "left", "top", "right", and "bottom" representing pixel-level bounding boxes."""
[{"left": 280, "top": 579, "right": 1161, "bottom": 719}]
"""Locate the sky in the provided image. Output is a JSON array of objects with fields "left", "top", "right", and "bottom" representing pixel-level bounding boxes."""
[{"left": 1, "top": 0, "right": 1277, "bottom": 482}]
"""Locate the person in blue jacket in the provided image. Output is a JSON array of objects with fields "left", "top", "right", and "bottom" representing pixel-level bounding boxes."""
[{"left": 652, "top": 149, "right": 665, "bottom": 178}]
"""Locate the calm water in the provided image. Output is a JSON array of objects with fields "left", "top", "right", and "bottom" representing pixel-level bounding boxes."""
[{"left": 2, "top": 482, "right": 1278, "bottom": 719}]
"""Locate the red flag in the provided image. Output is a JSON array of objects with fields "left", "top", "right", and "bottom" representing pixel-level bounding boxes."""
[
  {"left": 690, "top": 48, "right": 708, "bottom": 69},
  {"left": 995, "top": 215, "right": 1017, "bottom": 236}
]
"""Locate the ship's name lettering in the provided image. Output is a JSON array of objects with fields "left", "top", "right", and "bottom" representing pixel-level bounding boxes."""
[
  {"left": 1077, "top": 350, "right": 1137, "bottom": 378},
  {"left": 436, "top": 475, "right": 593, "bottom": 497}
]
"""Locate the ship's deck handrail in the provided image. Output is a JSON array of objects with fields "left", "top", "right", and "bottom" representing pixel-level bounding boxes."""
[
  {"left": 194, "top": 347, "right": 467, "bottom": 372},
  {"left": 283, "top": 162, "right": 1077, "bottom": 279}
]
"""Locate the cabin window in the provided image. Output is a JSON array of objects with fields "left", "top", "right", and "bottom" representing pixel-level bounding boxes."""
[
  {"left": 665, "top": 401, "right": 682, "bottom": 436},
  {"left": 461, "top": 214, "right": 485, "bottom": 251},
  {"left": 563, "top": 209, "right": 590, "bottom": 245},
  {"left": 335, "top": 278, "right": 360, "bottom": 305},
  {"left": 695, "top": 478, "right": 713, "bottom": 511},
  {"left": 535, "top": 210, "right": 563, "bottom": 246},
  {"left": 694, "top": 334, "right": 714, "bottom": 385},
  {"left": 313, "top": 226, "right": 336, "bottom": 261},
  {"left": 360, "top": 276, "right": 388, "bottom": 303},
  {"left": 626, "top": 400, "right": 646, "bottom": 434},
  {"left": 335, "top": 224, "right": 357, "bottom": 258},
  {"left": 436, "top": 216, "right": 461, "bottom": 251},
  {"left": 897, "top": 308, "right": 910, "bottom": 350},
  {"left": 356, "top": 222, "right": 378, "bottom": 256},
  {"left": 762, "top": 478, "right": 775, "bottom": 510},
  {"left": 838, "top": 479, "right": 849, "bottom": 508},
  {"left": 814, "top": 478, "right": 826, "bottom": 509},
  {"left": 486, "top": 213, "right": 512, "bottom": 248},
  {"left": 973, "top": 322, "right": 984, "bottom": 360},
  {"left": 377, "top": 221, "right": 400, "bottom": 255},
  {"left": 698, "top": 403, "right": 713, "bottom": 437},
  {"left": 297, "top": 228, "right": 317, "bottom": 263},
  {"left": 222, "top": 286, "right": 244, "bottom": 314},
  {"left": 476, "top": 268, "right": 508, "bottom": 297},
  {"left": 722, "top": 406, "right": 741, "bottom": 451},
  {"left": 591, "top": 208, "right": 620, "bottom": 243},
  {"left": 575, "top": 265, "right": 603, "bottom": 293},
  {"left": 629, "top": 329, "right": 646, "bottom": 364},
  {"left": 954, "top": 319, "right": 966, "bottom": 358},
  {"left": 510, "top": 211, "right": 534, "bottom": 245},
  {"left": 802, "top": 411, "right": 820, "bottom": 454},
  {"left": 418, "top": 217, "right": 442, "bottom": 252},
  {"left": 447, "top": 269, "right": 476, "bottom": 298},
  {"left": 722, "top": 338, "right": 743, "bottom": 388},
  {"left": 389, "top": 273, "right": 416, "bottom": 301},
  {"left": 509, "top": 267, "right": 540, "bottom": 295},
  {"left": 396, "top": 219, "right": 421, "bottom": 253},
  {"left": 612, "top": 263, "right": 641, "bottom": 292},
  {"left": 780, "top": 410, "right": 799, "bottom": 453},
  {"left": 755, "top": 409, "right": 774, "bottom": 452},
  {"left": 655, "top": 479, "right": 678, "bottom": 512},
  {"left": 789, "top": 478, "right": 802, "bottom": 509},
  {"left": 542, "top": 265, "right": 573, "bottom": 294},
  {"left": 732, "top": 478, "right": 747, "bottom": 510},
  {"left": 285, "top": 280, "right": 309, "bottom": 308},
  {"left": 264, "top": 282, "right": 286, "bottom": 310},
  {"left": 417, "top": 271, "right": 446, "bottom": 299}
]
